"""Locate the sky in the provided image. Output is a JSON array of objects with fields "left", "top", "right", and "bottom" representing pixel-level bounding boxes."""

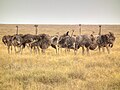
[{"left": 0, "top": 0, "right": 120, "bottom": 24}]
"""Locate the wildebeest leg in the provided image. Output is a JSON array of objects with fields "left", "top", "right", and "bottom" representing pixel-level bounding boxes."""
[
  {"left": 82, "top": 46, "right": 85, "bottom": 55},
  {"left": 106, "top": 46, "right": 110, "bottom": 54}
]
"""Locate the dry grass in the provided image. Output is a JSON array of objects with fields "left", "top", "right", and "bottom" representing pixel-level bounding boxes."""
[{"left": 0, "top": 24, "right": 120, "bottom": 90}]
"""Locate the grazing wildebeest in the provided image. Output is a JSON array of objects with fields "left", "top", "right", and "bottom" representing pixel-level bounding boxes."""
[
  {"left": 75, "top": 34, "right": 98, "bottom": 55},
  {"left": 97, "top": 32, "right": 115, "bottom": 54},
  {"left": 2, "top": 35, "right": 13, "bottom": 54}
]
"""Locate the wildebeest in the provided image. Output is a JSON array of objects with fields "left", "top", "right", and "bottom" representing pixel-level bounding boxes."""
[{"left": 2, "top": 35, "right": 13, "bottom": 54}]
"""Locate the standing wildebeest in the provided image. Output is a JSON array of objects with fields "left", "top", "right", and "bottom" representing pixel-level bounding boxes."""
[
  {"left": 97, "top": 32, "right": 116, "bottom": 54},
  {"left": 2, "top": 35, "right": 13, "bottom": 54},
  {"left": 75, "top": 34, "right": 98, "bottom": 55}
]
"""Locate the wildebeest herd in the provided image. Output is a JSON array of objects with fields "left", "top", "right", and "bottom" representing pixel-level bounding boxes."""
[{"left": 2, "top": 25, "right": 116, "bottom": 55}]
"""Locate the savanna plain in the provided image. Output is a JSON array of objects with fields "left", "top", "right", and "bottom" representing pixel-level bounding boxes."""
[{"left": 0, "top": 24, "right": 120, "bottom": 90}]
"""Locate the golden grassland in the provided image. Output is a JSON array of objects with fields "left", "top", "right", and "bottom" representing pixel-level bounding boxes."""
[{"left": 0, "top": 24, "right": 120, "bottom": 90}]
